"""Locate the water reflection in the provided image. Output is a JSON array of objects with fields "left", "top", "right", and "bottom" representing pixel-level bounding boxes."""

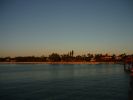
[{"left": 0, "top": 64, "right": 129, "bottom": 100}]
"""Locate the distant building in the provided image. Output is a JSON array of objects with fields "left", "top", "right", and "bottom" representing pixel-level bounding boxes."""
[
  {"left": 6, "top": 58, "right": 10, "bottom": 62},
  {"left": 115, "top": 56, "right": 122, "bottom": 60},
  {"left": 10, "top": 60, "right": 16, "bottom": 62},
  {"left": 90, "top": 58, "right": 96, "bottom": 62},
  {"left": 101, "top": 55, "right": 112, "bottom": 61}
]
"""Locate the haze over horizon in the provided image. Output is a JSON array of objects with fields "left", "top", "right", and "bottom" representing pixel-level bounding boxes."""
[{"left": 0, "top": 0, "right": 133, "bottom": 57}]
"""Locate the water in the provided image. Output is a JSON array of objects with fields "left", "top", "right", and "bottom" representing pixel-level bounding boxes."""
[{"left": 0, "top": 64, "right": 129, "bottom": 100}]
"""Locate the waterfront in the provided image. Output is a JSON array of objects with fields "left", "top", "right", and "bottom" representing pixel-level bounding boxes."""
[{"left": 0, "top": 64, "right": 129, "bottom": 100}]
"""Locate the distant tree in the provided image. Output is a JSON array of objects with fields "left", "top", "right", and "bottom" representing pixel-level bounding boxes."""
[
  {"left": 111, "top": 54, "right": 116, "bottom": 61},
  {"left": 82, "top": 55, "right": 87, "bottom": 61},
  {"left": 0, "top": 57, "right": 7, "bottom": 62},
  {"left": 68, "top": 50, "right": 74, "bottom": 57},
  {"left": 49, "top": 53, "right": 61, "bottom": 62},
  {"left": 75, "top": 55, "right": 83, "bottom": 62},
  {"left": 95, "top": 54, "right": 102, "bottom": 62},
  {"left": 87, "top": 53, "right": 93, "bottom": 61},
  {"left": 41, "top": 55, "right": 47, "bottom": 62},
  {"left": 119, "top": 53, "right": 127, "bottom": 61},
  {"left": 61, "top": 54, "right": 70, "bottom": 62},
  {"left": 71, "top": 50, "right": 74, "bottom": 57},
  {"left": 105, "top": 53, "right": 108, "bottom": 56}
]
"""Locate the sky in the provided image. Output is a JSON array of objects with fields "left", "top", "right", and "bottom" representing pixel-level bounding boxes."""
[{"left": 0, "top": 0, "right": 133, "bottom": 57}]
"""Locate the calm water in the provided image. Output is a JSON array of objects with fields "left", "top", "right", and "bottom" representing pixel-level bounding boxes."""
[{"left": 0, "top": 64, "right": 129, "bottom": 100}]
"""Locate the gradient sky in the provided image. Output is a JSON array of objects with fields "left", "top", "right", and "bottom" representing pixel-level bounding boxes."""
[{"left": 0, "top": 0, "right": 133, "bottom": 57}]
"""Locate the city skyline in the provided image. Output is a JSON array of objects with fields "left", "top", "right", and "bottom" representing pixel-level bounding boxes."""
[{"left": 0, "top": 0, "right": 133, "bottom": 57}]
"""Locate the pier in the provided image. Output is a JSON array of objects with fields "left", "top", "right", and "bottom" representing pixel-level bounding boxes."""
[
  {"left": 129, "top": 73, "right": 133, "bottom": 100},
  {"left": 123, "top": 55, "right": 133, "bottom": 100},
  {"left": 123, "top": 56, "right": 133, "bottom": 72}
]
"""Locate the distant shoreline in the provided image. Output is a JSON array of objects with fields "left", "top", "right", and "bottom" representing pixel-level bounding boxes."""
[{"left": 0, "top": 62, "right": 119, "bottom": 64}]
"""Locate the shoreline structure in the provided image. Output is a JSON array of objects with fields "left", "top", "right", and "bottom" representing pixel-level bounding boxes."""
[{"left": 0, "top": 62, "right": 119, "bottom": 64}]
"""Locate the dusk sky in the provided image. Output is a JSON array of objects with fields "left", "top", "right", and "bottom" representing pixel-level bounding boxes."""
[{"left": 0, "top": 0, "right": 133, "bottom": 57}]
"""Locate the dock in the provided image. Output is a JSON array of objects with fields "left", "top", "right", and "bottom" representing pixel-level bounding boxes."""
[
  {"left": 123, "top": 55, "right": 133, "bottom": 72},
  {"left": 123, "top": 55, "right": 133, "bottom": 100},
  {"left": 129, "top": 73, "right": 133, "bottom": 100}
]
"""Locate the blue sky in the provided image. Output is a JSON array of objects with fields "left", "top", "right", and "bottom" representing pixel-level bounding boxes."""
[{"left": 0, "top": 0, "right": 133, "bottom": 57}]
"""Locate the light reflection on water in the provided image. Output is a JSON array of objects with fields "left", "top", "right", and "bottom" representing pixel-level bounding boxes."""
[{"left": 0, "top": 64, "right": 129, "bottom": 100}]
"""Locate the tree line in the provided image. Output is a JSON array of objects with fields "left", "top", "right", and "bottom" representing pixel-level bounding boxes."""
[{"left": 0, "top": 50, "right": 132, "bottom": 62}]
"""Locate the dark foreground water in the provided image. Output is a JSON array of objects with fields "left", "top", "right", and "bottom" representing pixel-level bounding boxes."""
[{"left": 0, "top": 64, "right": 129, "bottom": 100}]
